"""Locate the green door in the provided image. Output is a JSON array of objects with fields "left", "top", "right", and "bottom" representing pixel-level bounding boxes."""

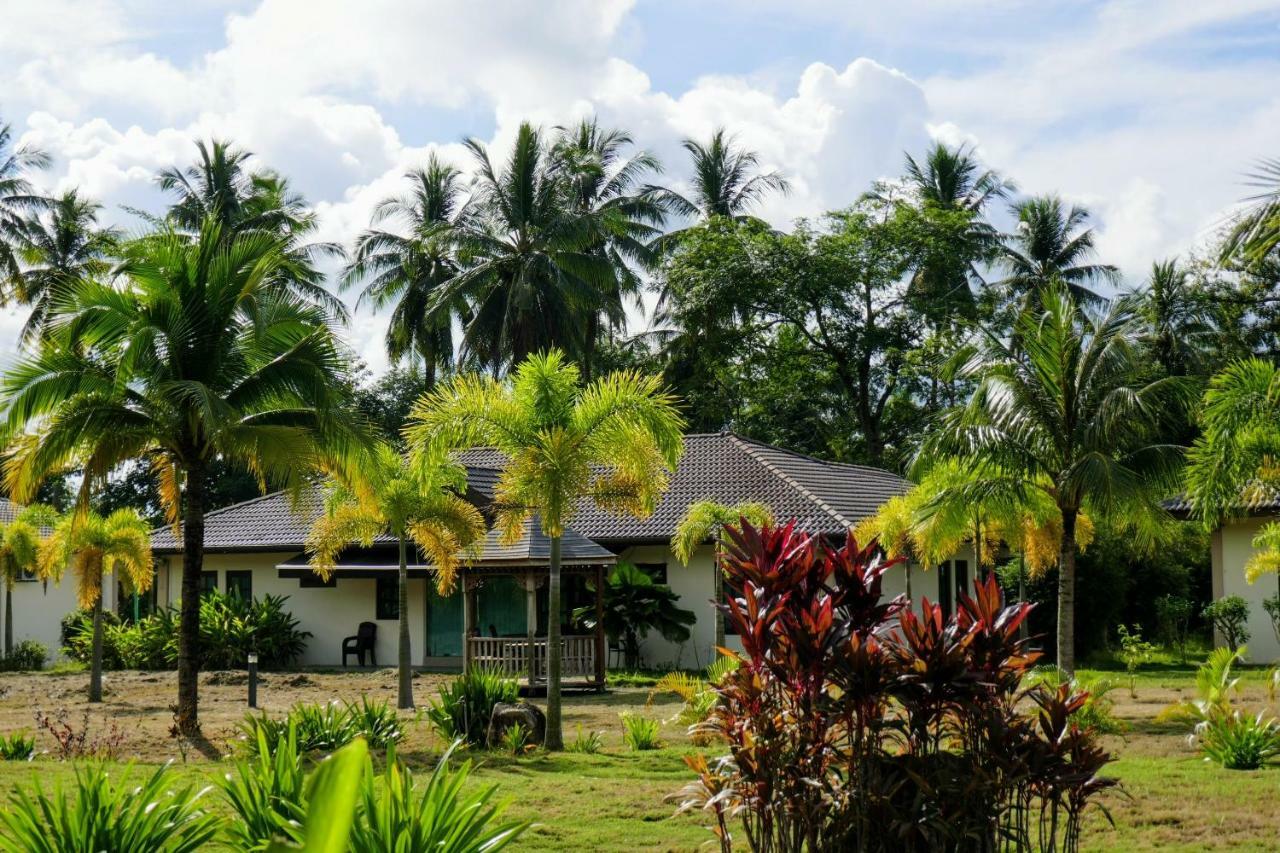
[
  {"left": 427, "top": 587, "right": 463, "bottom": 657},
  {"left": 479, "top": 576, "right": 527, "bottom": 637}
]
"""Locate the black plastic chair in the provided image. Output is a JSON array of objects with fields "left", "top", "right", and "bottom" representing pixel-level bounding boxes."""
[{"left": 342, "top": 622, "right": 377, "bottom": 667}]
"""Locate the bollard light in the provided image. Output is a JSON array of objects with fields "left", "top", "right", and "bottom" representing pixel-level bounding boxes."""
[{"left": 247, "top": 653, "right": 259, "bottom": 708}]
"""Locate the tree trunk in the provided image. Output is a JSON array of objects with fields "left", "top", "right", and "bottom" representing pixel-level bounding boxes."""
[
  {"left": 1018, "top": 552, "right": 1028, "bottom": 641},
  {"left": 1056, "top": 506, "right": 1078, "bottom": 674},
  {"left": 89, "top": 589, "right": 104, "bottom": 703},
  {"left": 397, "top": 534, "right": 413, "bottom": 710},
  {"left": 176, "top": 463, "right": 205, "bottom": 736},
  {"left": 545, "top": 535, "right": 564, "bottom": 751},
  {"left": 713, "top": 542, "right": 725, "bottom": 653},
  {"left": 4, "top": 583, "right": 12, "bottom": 658}
]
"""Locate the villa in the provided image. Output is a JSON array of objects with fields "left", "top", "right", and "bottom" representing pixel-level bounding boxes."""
[{"left": 3, "top": 433, "right": 966, "bottom": 674}]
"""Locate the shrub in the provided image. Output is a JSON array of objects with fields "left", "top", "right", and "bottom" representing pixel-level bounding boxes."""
[
  {"left": 649, "top": 655, "right": 739, "bottom": 745},
  {"left": 0, "top": 641, "right": 46, "bottom": 672},
  {"left": 1027, "top": 669, "right": 1125, "bottom": 735},
  {"left": 0, "top": 763, "right": 221, "bottom": 852},
  {"left": 1203, "top": 596, "right": 1251, "bottom": 652},
  {"left": 220, "top": 721, "right": 307, "bottom": 850},
  {"left": 349, "top": 742, "right": 528, "bottom": 852},
  {"left": 1197, "top": 711, "right": 1280, "bottom": 770},
  {"left": 344, "top": 696, "right": 403, "bottom": 750},
  {"left": 0, "top": 733, "right": 34, "bottom": 761},
  {"left": 567, "top": 725, "right": 603, "bottom": 754},
  {"left": 620, "top": 713, "right": 662, "bottom": 750},
  {"left": 671, "top": 521, "right": 1118, "bottom": 853},
  {"left": 499, "top": 723, "right": 534, "bottom": 756},
  {"left": 425, "top": 669, "right": 518, "bottom": 747},
  {"left": 1117, "top": 624, "right": 1157, "bottom": 697},
  {"left": 1155, "top": 594, "right": 1194, "bottom": 663},
  {"left": 34, "top": 708, "right": 124, "bottom": 761},
  {"left": 238, "top": 699, "right": 405, "bottom": 756}
]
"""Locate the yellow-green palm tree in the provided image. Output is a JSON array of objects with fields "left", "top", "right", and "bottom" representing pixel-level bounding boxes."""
[
  {"left": 0, "top": 504, "right": 55, "bottom": 656},
  {"left": 671, "top": 499, "right": 772, "bottom": 652},
  {"left": 306, "top": 443, "right": 486, "bottom": 709},
  {"left": 38, "top": 509, "right": 153, "bottom": 702},
  {"left": 407, "top": 350, "right": 684, "bottom": 750}
]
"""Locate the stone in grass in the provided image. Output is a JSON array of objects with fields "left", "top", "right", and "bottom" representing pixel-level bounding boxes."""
[{"left": 486, "top": 701, "right": 546, "bottom": 748}]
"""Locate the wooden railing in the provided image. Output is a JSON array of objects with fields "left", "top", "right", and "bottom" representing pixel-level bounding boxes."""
[{"left": 467, "top": 635, "right": 596, "bottom": 682}]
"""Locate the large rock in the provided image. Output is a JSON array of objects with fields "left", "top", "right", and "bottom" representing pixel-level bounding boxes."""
[{"left": 486, "top": 701, "right": 546, "bottom": 748}]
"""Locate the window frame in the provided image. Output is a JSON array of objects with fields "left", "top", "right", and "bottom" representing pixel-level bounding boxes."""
[{"left": 375, "top": 576, "right": 399, "bottom": 621}]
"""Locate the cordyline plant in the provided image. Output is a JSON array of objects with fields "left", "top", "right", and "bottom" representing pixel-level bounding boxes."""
[{"left": 670, "top": 520, "right": 1117, "bottom": 853}]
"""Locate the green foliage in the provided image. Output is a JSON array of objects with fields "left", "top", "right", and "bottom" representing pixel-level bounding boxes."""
[
  {"left": 1156, "top": 594, "right": 1195, "bottom": 663},
  {"left": 575, "top": 561, "right": 695, "bottom": 670},
  {"left": 0, "top": 762, "right": 221, "bottom": 852},
  {"left": 567, "top": 725, "right": 603, "bottom": 754},
  {"left": 1027, "top": 668, "right": 1127, "bottom": 735},
  {"left": 498, "top": 723, "right": 533, "bottom": 756},
  {"left": 1197, "top": 711, "right": 1280, "bottom": 770},
  {"left": 238, "top": 699, "right": 404, "bottom": 756},
  {"left": 1264, "top": 592, "right": 1280, "bottom": 646},
  {"left": 1203, "top": 596, "right": 1251, "bottom": 652},
  {"left": 349, "top": 743, "right": 528, "bottom": 852},
  {"left": 0, "top": 640, "right": 46, "bottom": 672},
  {"left": 424, "top": 669, "right": 518, "bottom": 747},
  {"left": 620, "top": 713, "right": 662, "bottom": 751},
  {"left": 271, "top": 738, "right": 369, "bottom": 853},
  {"left": 1116, "top": 624, "right": 1158, "bottom": 697},
  {"left": 220, "top": 721, "right": 307, "bottom": 850},
  {"left": 649, "top": 655, "right": 739, "bottom": 744},
  {"left": 0, "top": 733, "right": 34, "bottom": 761}
]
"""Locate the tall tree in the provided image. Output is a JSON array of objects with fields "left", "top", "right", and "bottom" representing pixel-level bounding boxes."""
[
  {"left": 669, "top": 128, "right": 790, "bottom": 222},
  {"left": 343, "top": 157, "right": 468, "bottom": 385},
  {"left": 38, "top": 508, "right": 152, "bottom": 702},
  {"left": 918, "top": 287, "right": 1185, "bottom": 673},
  {"left": 1131, "top": 258, "right": 1214, "bottom": 379},
  {"left": 998, "top": 195, "right": 1118, "bottom": 307},
  {"left": 671, "top": 500, "right": 773, "bottom": 652},
  {"left": 0, "top": 504, "right": 54, "bottom": 656},
  {"left": 1220, "top": 157, "right": 1280, "bottom": 265},
  {"left": 305, "top": 443, "right": 485, "bottom": 709},
  {"left": 13, "top": 190, "right": 118, "bottom": 343},
  {"left": 436, "top": 123, "right": 622, "bottom": 372},
  {"left": 0, "top": 221, "right": 364, "bottom": 733},
  {"left": 0, "top": 121, "right": 50, "bottom": 295},
  {"left": 408, "top": 349, "right": 684, "bottom": 749}
]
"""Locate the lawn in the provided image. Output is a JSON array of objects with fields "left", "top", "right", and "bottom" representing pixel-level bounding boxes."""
[{"left": 0, "top": 665, "right": 1274, "bottom": 851}]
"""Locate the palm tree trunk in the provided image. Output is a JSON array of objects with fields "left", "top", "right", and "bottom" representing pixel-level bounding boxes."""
[
  {"left": 89, "top": 590, "right": 104, "bottom": 703},
  {"left": 1018, "top": 552, "right": 1028, "bottom": 641},
  {"left": 1056, "top": 506, "right": 1078, "bottom": 674},
  {"left": 176, "top": 463, "right": 205, "bottom": 736},
  {"left": 4, "top": 582, "right": 12, "bottom": 658},
  {"left": 545, "top": 535, "right": 564, "bottom": 751},
  {"left": 713, "top": 541, "right": 725, "bottom": 653},
  {"left": 397, "top": 534, "right": 413, "bottom": 710}
]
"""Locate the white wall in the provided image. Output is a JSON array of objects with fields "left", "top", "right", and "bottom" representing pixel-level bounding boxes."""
[
  {"left": 6, "top": 573, "right": 83, "bottom": 663},
  {"left": 1216, "top": 518, "right": 1280, "bottom": 663}
]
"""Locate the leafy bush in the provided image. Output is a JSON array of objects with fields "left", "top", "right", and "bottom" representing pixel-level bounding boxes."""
[
  {"left": 671, "top": 521, "right": 1118, "bottom": 853},
  {"left": 34, "top": 708, "right": 124, "bottom": 761},
  {"left": 0, "top": 641, "right": 46, "bottom": 672},
  {"left": 220, "top": 720, "right": 306, "bottom": 850},
  {"left": 237, "top": 698, "right": 404, "bottom": 756},
  {"left": 0, "top": 733, "right": 34, "bottom": 761},
  {"left": 574, "top": 561, "right": 695, "bottom": 669},
  {"left": 1027, "top": 669, "right": 1125, "bottom": 735},
  {"left": 620, "top": 713, "right": 662, "bottom": 750},
  {"left": 62, "top": 591, "right": 311, "bottom": 671},
  {"left": 1203, "top": 596, "right": 1251, "bottom": 652},
  {"left": 1197, "top": 711, "right": 1280, "bottom": 770},
  {"left": 568, "top": 725, "right": 603, "bottom": 754},
  {"left": 344, "top": 695, "right": 403, "bottom": 750},
  {"left": 0, "top": 763, "right": 221, "bottom": 852},
  {"left": 1117, "top": 624, "right": 1157, "bottom": 697},
  {"left": 349, "top": 742, "right": 528, "bottom": 852},
  {"left": 425, "top": 669, "right": 518, "bottom": 747},
  {"left": 649, "top": 655, "right": 739, "bottom": 745},
  {"left": 499, "top": 723, "right": 534, "bottom": 756},
  {"left": 1155, "top": 594, "right": 1194, "bottom": 663}
]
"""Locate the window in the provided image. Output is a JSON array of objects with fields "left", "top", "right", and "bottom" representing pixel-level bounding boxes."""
[
  {"left": 226, "top": 570, "right": 252, "bottom": 602},
  {"left": 376, "top": 576, "right": 399, "bottom": 620},
  {"left": 200, "top": 572, "right": 218, "bottom": 597},
  {"left": 938, "top": 562, "right": 954, "bottom": 620},
  {"left": 16, "top": 568, "right": 37, "bottom": 583},
  {"left": 635, "top": 562, "right": 668, "bottom": 585},
  {"left": 299, "top": 573, "right": 337, "bottom": 589},
  {"left": 953, "top": 559, "right": 970, "bottom": 601}
]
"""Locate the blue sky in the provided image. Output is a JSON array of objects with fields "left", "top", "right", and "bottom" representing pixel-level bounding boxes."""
[{"left": 2, "top": 0, "right": 1279, "bottom": 372}]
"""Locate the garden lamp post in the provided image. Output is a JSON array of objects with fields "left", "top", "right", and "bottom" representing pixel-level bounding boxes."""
[{"left": 247, "top": 653, "right": 259, "bottom": 708}]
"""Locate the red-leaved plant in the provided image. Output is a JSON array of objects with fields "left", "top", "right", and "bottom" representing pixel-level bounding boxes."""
[{"left": 670, "top": 520, "right": 1117, "bottom": 853}]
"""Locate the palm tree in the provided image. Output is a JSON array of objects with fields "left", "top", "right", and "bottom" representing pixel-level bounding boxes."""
[
  {"left": 38, "top": 508, "right": 152, "bottom": 702},
  {"left": 998, "top": 195, "right": 1118, "bottom": 307},
  {"left": 407, "top": 349, "right": 685, "bottom": 749},
  {"left": 0, "top": 121, "right": 50, "bottom": 294},
  {"left": 305, "top": 443, "right": 486, "bottom": 709},
  {"left": 0, "top": 221, "right": 364, "bottom": 733},
  {"left": 551, "top": 120, "right": 668, "bottom": 377},
  {"left": 13, "top": 190, "right": 118, "bottom": 343},
  {"left": 435, "top": 122, "right": 621, "bottom": 372},
  {"left": 1220, "top": 157, "right": 1280, "bottom": 265},
  {"left": 668, "top": 128, "right": 789, "bottom": 222},
  {"left": 671, "top": 499, "right": 773, "bottom": 652},
  {"left": 904, "top": 142, "right": 1011, "bottom": 213},
  {"left": 1131, "top": 259, "right": 1214, "bottom": 378},
  {"left": 917, "top": 287, "right": 1185, "bottom": 673},
  {"left": 0, "top": 504, "right": 54, "bottom": 656},
  {"left": 342, "top": 157, "right": 469, "bottom": 386}
]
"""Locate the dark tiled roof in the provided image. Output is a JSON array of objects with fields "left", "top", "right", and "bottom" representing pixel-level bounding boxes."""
[
  {"left": 458, "top": 432, "right": 911, "bottom": 543},
  {"left": 1164, "top": 487, "right": 1280, "bottom": 518}
]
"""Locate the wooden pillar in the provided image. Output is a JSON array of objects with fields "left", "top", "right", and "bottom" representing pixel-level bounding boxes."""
[
  {"left": 462, "top": 573, "right": 475, "bottom": 674},
  {"left": 594, "top": 563, "right": 606, "bottom": 690},
  {"left": 522, "top": 573, "right": 539, "bottom": 688}
]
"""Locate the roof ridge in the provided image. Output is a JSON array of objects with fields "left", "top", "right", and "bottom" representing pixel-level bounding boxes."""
[
  {"left": 729, "top": 433, "right": 909, "bottom": 481},
  {"left": 728, "top": 435, "right": 852, "bottom": 528}
]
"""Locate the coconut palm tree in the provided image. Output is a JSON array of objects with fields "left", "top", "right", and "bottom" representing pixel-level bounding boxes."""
[
  {"left": 1220, "top": 157, "right": 1280, "bottom": 265},
  {"left": 305, "top": 442, "right": 486, "bottom": 709},
  {"left": 0, "top": 504, "right": 55, "bottom": 656},
  {"left": 38, "top": 508, "right": 153, "bottom": 702},
  {"left": 407, "top": 349, "right": 684, "bottom": 749},
  {"left": 0, "top": 121, "right": 50, "bottom": 293},
  {"left": 434, "top": 123, "right": 623, "bottom": 373},
  {"left": 0, "top": 221, "right": 365, "bottom": 733},
  {"left": 668, "top": 128, "right": 789, "bottom": 222},
  {"left": 917, "top": 286, "right": 1186, "bottom": 673},
  {"left": 343, "top": 157, "right": 470, "bottom": 386},
  {"left": 1131, "top": 258, "right": 1214, "bottom": 378},
  {"left": 671, "top": 499, "right": 773, "bottom": 652},
  {"left": 998, "top": 195, "right": 1118, "bottom": 307},
  {"left": 13, "top": 190, "right": 118, "bottom": 344}
]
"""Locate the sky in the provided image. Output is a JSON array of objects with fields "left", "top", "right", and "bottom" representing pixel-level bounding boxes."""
[{"left": 3, "top": 0, "right": 1279, "bottom": 374}]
